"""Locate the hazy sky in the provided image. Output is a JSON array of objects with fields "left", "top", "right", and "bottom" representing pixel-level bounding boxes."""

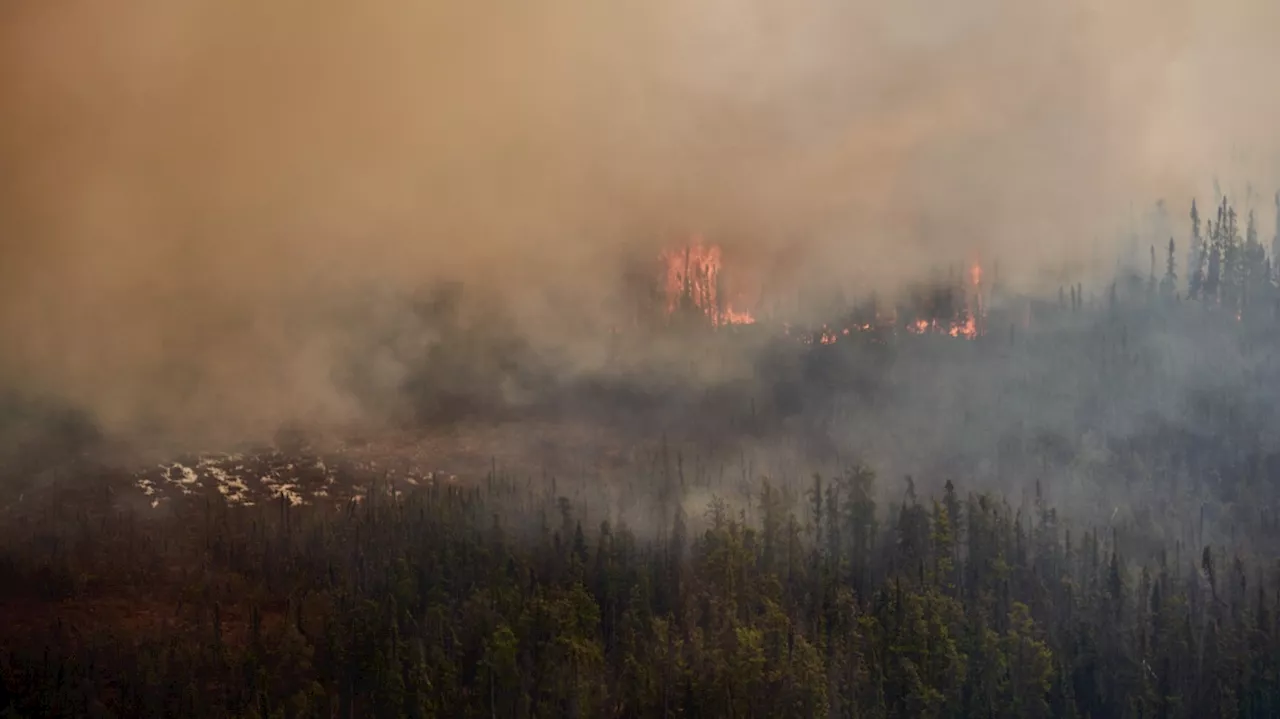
[{"left": 1, "top": 0, "right": 1277, "bottom": 437}]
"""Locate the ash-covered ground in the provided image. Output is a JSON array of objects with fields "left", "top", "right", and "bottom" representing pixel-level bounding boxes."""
[{"left": 129, "top": 449, "right": 453, "bottom": 510}]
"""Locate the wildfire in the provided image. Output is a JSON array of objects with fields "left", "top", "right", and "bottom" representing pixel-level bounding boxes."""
[
  {"left": 659, "top": 236, "right": 756, "bottom": 327},
  {"left": 949, "top": 313, "right": 978, "bottom": 339},
  {"left": 905, "top": 314, "right": 979, "bottom": 339},
  {"left": 721, "top": 307, "right": 757, "bottom": 325},
  {"left": 823, "top": 261, "right": 987, "bottom": 343},
  {"left": 798, "top": 325, "right": 841, "bottom": 346},
  {"left": 910, "top": 319, "right": 933, "bottom": 334},
  {"left": 653, "top": 240, "right": 987, "bottom": 343}
]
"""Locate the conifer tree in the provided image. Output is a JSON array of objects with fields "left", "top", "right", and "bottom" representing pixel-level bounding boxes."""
[
  {"left": 1243, "top": 209, "right": 1266, "bottom": 318},
  {"left": 1189, "top": 200, "right": 1205, "bottom": 299},
  {"left": 1205, "top": 215, "right": 1221, "bottom": 303},
  {"left": 1147, "top": 245, "right": 1157, "bottom": 301},
  {"left": 1161, "top": 237, "right": 1177, "bottom": 300},
  {"left": 1222, "top": 198, "right": 1242, "bottom": 313},
  {"left": 1273, "top": 192, "right": 1280, "bottom": 281}
]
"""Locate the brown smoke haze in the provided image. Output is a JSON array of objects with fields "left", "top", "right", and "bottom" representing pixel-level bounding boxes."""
[{"left": 0, "top": 0, "right": 1277, "bottom": 439}]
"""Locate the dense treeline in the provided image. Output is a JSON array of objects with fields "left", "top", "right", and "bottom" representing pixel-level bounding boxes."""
[
  {"left": 3, "top": 193, "right": 1280, "bottom": 717},
  {"left": 733, "top": 196, "right": 1280, "bottom": 338},
  {"left": 387, "top": 195, "right": 1280, "bottom": 431},
  {"left": 1, "top": 462, "right": 1277, "bottom": 718}
]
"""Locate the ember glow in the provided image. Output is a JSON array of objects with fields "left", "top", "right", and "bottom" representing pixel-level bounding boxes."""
[
  {"left": 910, "top": 319, "right": 934, "bottom": 334},
  {"left": 906, "top": 315, "right": 978, "bottom": 340},
  {"left": 652, "top": 242, "right": 989, "bottom": 344},
  {"left": 893, "top": 263, "right": 985, "bottom": 341},
  {"left": 824, "top": 261, "right": 986, "bottom": 343},
  {"left": 659, "top": 236, "right": 756, "bottom": 327},
  {"left": 950, "top": 312, "right": 979, "bottom": 339}
]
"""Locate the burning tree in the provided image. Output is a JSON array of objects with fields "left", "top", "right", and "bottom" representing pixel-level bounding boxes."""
[
  {"left": 658, "top": 236, "right": 756, "bottom": 329},
  {"left": 646, "top": 236, "right": 999, "bottom": 344}
]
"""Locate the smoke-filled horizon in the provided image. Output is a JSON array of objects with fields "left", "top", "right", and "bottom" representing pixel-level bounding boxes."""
[{"left": 1, "top": 0, "right": 1278, "bottom": 439}]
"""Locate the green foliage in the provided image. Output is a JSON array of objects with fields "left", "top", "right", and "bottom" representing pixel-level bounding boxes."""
[{"left": 1, "top": 467, "right": 1279, "bottom": 718}]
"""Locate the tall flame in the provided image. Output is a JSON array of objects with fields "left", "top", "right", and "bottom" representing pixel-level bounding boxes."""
[{"left": 659, "top": 235, "right": 756, "bottom": 327}]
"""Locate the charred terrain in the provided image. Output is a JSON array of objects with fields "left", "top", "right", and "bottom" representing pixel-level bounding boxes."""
[{"left": 4, "top": 199, "right": 1280, "bottom": 717}]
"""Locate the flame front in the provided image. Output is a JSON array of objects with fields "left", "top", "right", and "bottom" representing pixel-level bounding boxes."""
[
  {"left": 654, "top": 242, "right": 988, "bottom": 342},
  {"left": 949, "top": 312, "right": 978, "bottom": 338},
  {"left": 660, "top": 235, "right": 756, "bottom": 327}
]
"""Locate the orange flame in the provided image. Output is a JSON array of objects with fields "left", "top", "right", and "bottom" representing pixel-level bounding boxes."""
[
  {"left": 949, "top": 313, "right": 978, "bottom": 339},
  {"left": 652, "top": 241, "right": 990, "bottom": 343},
  {"left": 721, "top": 307, "right": 757, "bottom": 325},
  {"left": 659, "top": 235, "right": 756, "bottom": 327}
]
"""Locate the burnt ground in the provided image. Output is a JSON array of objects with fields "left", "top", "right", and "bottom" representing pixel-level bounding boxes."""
[{"left": 0, "top": 419, "right": 693, "bottom": 521}]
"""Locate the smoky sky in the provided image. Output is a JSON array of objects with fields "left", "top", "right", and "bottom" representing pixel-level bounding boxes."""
[{"left": 0, "top": 0, "right": 1277, "bottom": 439}]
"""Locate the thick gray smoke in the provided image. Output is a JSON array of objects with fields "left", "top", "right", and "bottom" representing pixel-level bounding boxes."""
[{"left": 0, "top": 0, "right": 1277, "bottom": 440}]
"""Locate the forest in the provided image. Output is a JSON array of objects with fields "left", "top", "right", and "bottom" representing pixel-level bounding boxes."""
[{"left": 2, "top": 195, "right": 1280, "bottom": 717}]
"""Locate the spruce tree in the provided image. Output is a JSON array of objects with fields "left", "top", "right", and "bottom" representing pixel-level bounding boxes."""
[
  {"left": 1273, "top": 192, "right": 1280, "bottom": 281},
  {"left": 1243, "top": 209, "right": 1265, "bottom": 318},
  {"left": 1147, "top": 245, "right": 1157, "bottom": 301},
  {"left": 1205, "top": 214, "right": 1221, "bottom": 303},
  {"left": 1161, "top": 237, "right": 1177, "bottom": 300},
  {"left": 1222, "top": 198, "right": 1242, "bottom": 314},
  {"left": 1189, "top": 200, "right": 1205, "bottom": 299}
]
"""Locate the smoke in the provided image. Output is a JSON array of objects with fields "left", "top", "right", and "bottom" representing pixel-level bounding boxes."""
[{"left": 0, "top": 0, "right": 1276, "bottom": 440}]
